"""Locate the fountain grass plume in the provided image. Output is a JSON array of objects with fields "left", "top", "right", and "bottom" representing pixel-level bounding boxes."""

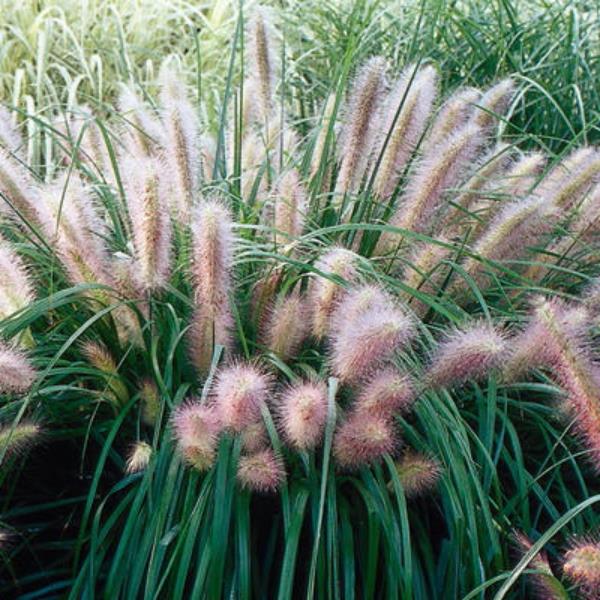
[
  {"left": 0, "top": 343, "right": 37, "bottom": 394},
  {"left": 334, "top": 412, "right": 397, "bottom": 470},
  {"left": 376, "top": 124, "right": 483, "bottom": 254},
  {"left": 0, "top": 236, "right": 35, "bottom": 321},
  {"left": 189, "top": 198, "right": 234, "bottom": 374},
  {"left": 354, "top": 368, "right": 415, "bottom": 418},
  {"left": 426, "top": 321, "right": 508, "bottom": 388},
  {"left": 159, "top": 63, "right": 201, "bottom": 218},
  {"left": 118, "top": 85, "right": 163, "bottom": 157},
  {"left": 212, "top": 362, "right": 272, "bottom": 433},
  {"left": 273, "top": 168, "right": 307, "bottom": 246},
  {"left": 562, "top": 538, "right": 600, "bottom": 599},
  {"left": 0, "top": 421, "right": 42, "bottom": 461},
  {"left": 372, "top": 64, "right": 438, "bottom": 199},
  {"left": 172, "top": 401, "right": 222, "bottom": 472},
  {"left": 81, "top": 340, "right": 129, "bottom": 407},
  {"left": 334, "top": 57, "right": 388, "bottom": 200},
  {"left": 468, "top": 78, "right": 515, "bottom": 130},
  {"left": 278, "top": 379, "right": 328, "bottom": 450},
  {"left": 308, "top": 246, "right": 359, "bottom": 340},
  {"left": 261, "top": 289, "right": 309, "bottom": 361},
  {"left": 122, "top": 153, "right": 172, "bottom": 292},
  {"left": 394, "top": 451, "right": 441, "bottom": 498},
  {"left": 329, "top": 284, "right": 415, "bottom": 383},
  {"left": 237, "top": 447, "right": 285, "bottom": 493},
  {"left": 125, "top": 441, "right": 153, "bottom": 474}
]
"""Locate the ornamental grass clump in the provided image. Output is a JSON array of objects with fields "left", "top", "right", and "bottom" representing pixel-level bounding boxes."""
[{"left": 1, "top": 4, "right": 600, "bottom": 598}]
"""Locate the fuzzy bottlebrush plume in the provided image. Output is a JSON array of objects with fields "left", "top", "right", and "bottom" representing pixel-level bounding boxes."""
[
  {"left": 237, "top": 447, "right": 285, "bottom": 493},
  {"left": 125, "top": 441, "right": 153, "bottom": 474},
  {"left": 118, "top": 85, "right": 163, "bottom": 157},
  {"left": 261, "top": 290, "right": 309, "bottom": 361},
  {"left": 0, "top": 344, "right": 36, "bottom": 394},
  {"left": 44, "top": 173, "right": 114, "bottom": 288},
  {"left": 354, "top": 368, "right": 415, "bottom": 418},
  {"left": 334, "top": 412, "right": 397, "bottom": 470},
  {"left": 376, "top": 124, "right": 483, "bottom": 254},
  {"left": 334, "top": 57, "right": 388, "bottom": 201},
  {"left": 278, "top": 379, "right": 328, "bottom": 450},
  {"left": 188, "top": 199, "right": 234, "bottom": 375},
  {"left": 426, "top": 322, "right": 508, "bottom": 388},
  {"left": 372, "top": 64, "right": 438, "bottom": 199},
  {"left": 172, "top": 402, "right": 222, "bottom": 471},
  {"left": 512, "top": 533, "right": 569, "bottom": 600},
  {"left": 308, "top": 247, "right": 359, "bottom": 340},
  {"left": 273, "top": 169, "right": 307, "bottom": 246},
  {"left": 329, "top": 285, "right": 414, "bottom": 383},
  {"left": 139, "top": 378, "right": 161, "bottom": 427},
  {"left": 82, "top": 340, "right": 129, "bottom": 407},
  {"left": 423, "top": 87, "right": 481, "bottom": 152},
  {"left": 0, "top": 147, "right": 48, "bottom": 228},
  {"left": 246, "top": 7, "right": 277, "bottom": 123},
  {"left": 212, "top": 363, "right": 271, "bottom": 432},
  {"left": 0, "top": 421, "right": 41, "bottom": 461},
  {"left": 0, "top": 236, "right": 35, "bottom": 320},
  {"left": 468, "top": 78, "right": 515, "bottom": 131},
  {"left": 562, "top": 539, "right": 600, "bottom": 599},
  {"left": 159, "top": 64, "right": 201, "bottom": 218},
  {"left": 0, "top": 106, "right": 23, "bottom": 156},
  {"left": 394, "top": 452, "right": 441, "bottom": 498},
  {"left": 122, "top": 154, "right": 172, "bottom": 292}
]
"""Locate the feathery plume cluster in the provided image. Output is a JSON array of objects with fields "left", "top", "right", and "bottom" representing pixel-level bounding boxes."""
[
  {"left": 125, "top": 441, "right": 153, "bottom": 474},
  {"left": 122, "top": 155, "right": 171, "bottom": 292},
  {"left": 118, "top": 85, "right": 163, "bottom": 157},
  {"left": 308, "top": 247, "right": 359, "bottom": 340},
  {"left": 172, "top": 402, "right": 222, "bottom": 471},
  {"left": 278, "top": 380, "right": 328, "bottom": 449},
  {"left": 212, "top": 363, "right": 271, "bottom": 432},
  {"left": 394, "top": 452, "right": 441, "bottom": 498},
  {"left": 237, "top": 448, "right": 285, "bottom": 493},
  {"left": 240, "top": 420, "right": 268, "bottom": 453},
  {"left": 0, "top": 344, "right": 36, "bottom": 394},
  {"left": 372, "top": 65, "right": 438, "bottom": 199},
  {"left": 261, "top": 290, "right": 308, "bottom": 360},
  {"left": 426, "top": 322, "right": 508, "bottom": 388},
  {"left": 0, "top": 421, "right": 41, "bottom": 460},
  {"left": 562, "top": 539, "right": 600, "bottom": 599},
  {"left": 334, "top": 413, "right": 397, "bottom": 469},
  {"left": 512, "top": 533, "right": 568, "bottom": 600},
  {"left": 189, "top": 200, "right": 234, "bottom": 374},
  {"left": 329, "top": 285, "right": 414, "bottom": 383},
  {"left": 0, "top": 237, "right": 35, "bottom": 320},
  {"left": 159, "top": 64, "right": 201, "bottom": 217},
  {"left": 335, "top": 57, "right": 388, "bottom": 200}
]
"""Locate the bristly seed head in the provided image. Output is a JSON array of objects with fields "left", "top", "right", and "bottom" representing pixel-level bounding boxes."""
[
  {"left": 278, "top": 379, "right": 328, "bottom": 450},
  {"left": 213, "top": 363, "right": 272, "bottom": 432},
  {"left": 237, "top": 448, "right": 285, "bottom": 493},
  {"left": 0, "top": 421, "right": 42, "bottom": 461},
  {"left": 334, "top": 412, "right": 397, "bottom": 469},
  {"left": 125, "top": 441, "right": 153, "bottom": 473},
  {"left": 0, "top": 343, "right": 36, "bottom": 394},
  {"left": 354, "top": 368, "right": 415, "bottom": 418},
  {"left": 426, "top": 322, "right": 508, "bottom": 388},
  {"left": 394, "top": 451, "right": 441, "bottom": 498},
  {"left": 172, "top": 401, "right": 222, "bottom": 472},
  {"left": 562, "top": 538, "right": 600, "bottom": 598}
]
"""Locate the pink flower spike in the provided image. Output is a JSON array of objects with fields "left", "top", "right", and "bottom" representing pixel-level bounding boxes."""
[
  {"left": 237, "top": 448, "right": 285, "bottom": 493},
  {"left": 426, "top": 322, "right": 508, "bottom": 388},
  {"left": 334, "top": 413, "right": 397, "bottom": 470},
  {"left": 0, "top": 344, "right": 36, "bottom": 394},
  {"left": 354, "top": 369, "right": 415, "bottom": 418},
  {"left": 213, "top": 363, "right": 271, "bottom": 433},
  {"left": 394, "top": 451, "right": 441, "bottom": 498},
  {"left": 278, "top": 379, "right": 328, "bottom": 450},
  {"left": 172, "top": 401, "right": 222, "bottom": 472},
  {"left": 562, "top": 538, "right": 600, "bottom": 599}
]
